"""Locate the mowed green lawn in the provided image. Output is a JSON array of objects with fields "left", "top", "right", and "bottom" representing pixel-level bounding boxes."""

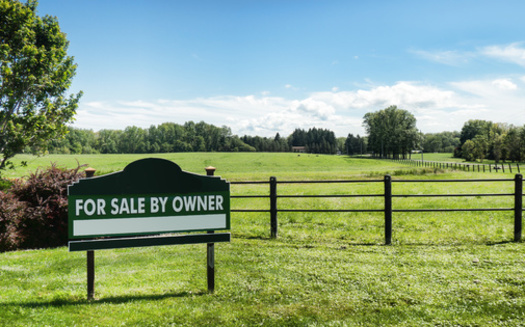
[{"left": 1, "top": 153, "right": 524, "bottom": 326}]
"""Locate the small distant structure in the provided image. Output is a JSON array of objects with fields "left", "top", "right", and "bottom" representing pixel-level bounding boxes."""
[{"left": 292, "top": 146, "right": 306, "bottom": 153}]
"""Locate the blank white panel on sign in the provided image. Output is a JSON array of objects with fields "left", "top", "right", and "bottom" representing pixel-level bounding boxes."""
[{"left": 73, "top": 214, "right": 227, "bottom": 237}]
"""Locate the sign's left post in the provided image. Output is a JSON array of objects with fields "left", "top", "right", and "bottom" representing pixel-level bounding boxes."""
[{"left": 84, "top": 168, "right": 96, "bottom": 300}]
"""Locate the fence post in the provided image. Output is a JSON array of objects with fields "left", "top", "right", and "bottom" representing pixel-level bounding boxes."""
[
  {"left": 270, "top": 176, "right": 278, "bottom": 239},
  {"left": 85, "top": 167, "right": 96, "bottom": 300},
  {"left": 205, "top": 166, "right": 216, "bottom": 293},
  {"left": 515, "top": 174, "right": 523, "bottom": 242},
  {"left": 384, "top": 175, "right": 392, "bottom": 245}
]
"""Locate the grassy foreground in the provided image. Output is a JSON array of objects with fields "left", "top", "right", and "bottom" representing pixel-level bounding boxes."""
[{"left": 1, "top": 153, "right": 524, "bottom": 326}]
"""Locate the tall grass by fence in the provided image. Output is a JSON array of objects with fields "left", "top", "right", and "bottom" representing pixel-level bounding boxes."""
[
  {"left": 231, "top": 174, "right": 524, "bottom": 244},
  {"left": 393, "top": 158, "right": 522, "bottom": 173}
]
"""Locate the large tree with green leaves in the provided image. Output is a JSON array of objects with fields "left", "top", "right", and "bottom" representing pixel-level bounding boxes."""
[
  {"left": 0, "top": 0, "right": 81, "bottom": 171},
  {"left": 363, "top": 105, "right": 418, "bottom": 159}
]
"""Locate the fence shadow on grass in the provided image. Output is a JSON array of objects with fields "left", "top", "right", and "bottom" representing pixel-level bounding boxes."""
[{"left": 2, "top": 290, "right": 208, "bottom": 308}]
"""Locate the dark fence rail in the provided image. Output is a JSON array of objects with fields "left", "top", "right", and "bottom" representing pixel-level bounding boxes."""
[
  {"left": 391, "top": 158, "right": 522, "bottom": 173},
  {"left": 231, "top": 174, "right": 524, "bottom": 244}
]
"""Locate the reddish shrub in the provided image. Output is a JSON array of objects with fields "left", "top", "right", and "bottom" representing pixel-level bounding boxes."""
[
  {"left": 0, "top": 164, "right": 85, "bottom": 251},
  {"left": 0, "top": 191, "right": 26, "bottom": 251}
]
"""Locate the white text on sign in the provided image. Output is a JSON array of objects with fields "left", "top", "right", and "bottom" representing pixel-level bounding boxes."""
[{"left": 75, "top": 195, "right": 225, "bottom": 217}]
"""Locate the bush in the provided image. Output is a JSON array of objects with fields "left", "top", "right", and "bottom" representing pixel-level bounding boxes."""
[
  {"left": 0, "top": 191, "right": 25, "bottom": 251},
  {"left": 0, "top": 164, "right": 85, "bottom": 251}
]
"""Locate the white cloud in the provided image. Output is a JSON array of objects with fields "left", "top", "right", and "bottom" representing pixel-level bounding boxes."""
[
  {"left": 410, "top": 49, "right": 472, "bottom": 66},
  {"left": 413, "top": 43, "right": 525, "bottom": 69},
  {"left": 449, "top": 77, "right": 525, "bottom": 125},
  {"left": 74, "top": 79, "right": 525, "bottom": 137},
  {"left": 492, "top": 79, "right": 518, "bottom": 90},
  {"left": 309, "top": 82, "right": 457, "bottom": 110},
  {"left": 482, "top": 43, "right": 525, "bottom": 67},
  {"left": 451, "top": 78, "right": 520, "bottom": 96},
  {"left": 295, "top": 98, "right": 335, "bottom": 120}
]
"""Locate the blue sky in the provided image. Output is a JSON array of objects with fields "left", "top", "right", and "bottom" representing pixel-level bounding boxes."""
[{"left": 38, "top": 0, "right": 525, "bottom": 137}]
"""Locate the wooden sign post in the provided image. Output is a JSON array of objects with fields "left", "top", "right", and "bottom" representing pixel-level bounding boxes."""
[{"left": 68, "top": 158, "right": 230, "bottom": 299}]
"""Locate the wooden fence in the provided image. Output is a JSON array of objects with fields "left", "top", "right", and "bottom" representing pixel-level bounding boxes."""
[
  {"left": 231, "top": 174, "right": 524, "bottom": 244},
  {"left": 392, "top": 158, "right": 522, "bottom": 173}
]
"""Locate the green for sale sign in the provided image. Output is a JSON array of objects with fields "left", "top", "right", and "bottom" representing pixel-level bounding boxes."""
[{"left": 68, "top": 158, "right": 230, "bottom": 240}]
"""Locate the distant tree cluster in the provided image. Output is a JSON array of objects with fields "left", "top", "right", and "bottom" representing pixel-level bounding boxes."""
[
  {"left": 363, "top": 105, "right": 419, "bottom": 159},
  {"left": 455, "top": 120, "right": 525, "bottom": 162},
  {"left": 422, "top": 132, "right": 460, "bottom": 153},
  {"left": 288, "top": 127, "right": 338, "bottom": 154},
  {"left": 43, "top": 121, "right": 255, "bottom": 154},
  {"left": 344, "top": 134, "right": 367, "bottom": 155},
  {"left": 37, "top": 123, "right": 342, "bottom": 155},
  {"left": 240, "top": 133, "right": 289, "bottom": 152}
]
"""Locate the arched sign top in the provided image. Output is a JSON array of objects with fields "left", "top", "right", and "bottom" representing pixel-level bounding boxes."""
[{"left": 69, "top": 158, "right": 229, "bottom": 196}]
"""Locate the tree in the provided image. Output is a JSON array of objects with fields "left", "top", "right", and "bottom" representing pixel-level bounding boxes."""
[
  {"left": 489, "top": 125, "right": 505, "bottom": 164},
  {"left": 504, "top": 127, "right": 521, "bottom": 162},
  {"left": 459, "top": 120, "right": 492, "bottom": 146},
  {"left": 461, "top": 140, "right": 475, "bottom": 161},
  {"left": 472, "top": 135, "right": 488, "bottom": 162},
  {"left": 363, "top": 105, "right": 418, "bottom": 159},
  {"left": 456, "top": 119, "right": 491, "bottom": 158},
  {"left": 344, "top": 134, "right": 365, "bottom": 155},
  {"left": 97, "top": 129, "right": 120, "bottom": 154},
  {"left": 120, "top": 126, "right": 147, "bottom": 153},
  {"left": 520, "top": 126, "right": 525, "bottom": 162},
  {"left": 0, "top": 0, "right": 81, "bottom": 171},
  {"left": 462, "top": 135, "right": 488, "bottom": 162}
]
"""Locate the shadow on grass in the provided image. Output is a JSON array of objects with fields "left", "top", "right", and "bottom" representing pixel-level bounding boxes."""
[
  {"left": 2, "top": 290, "right": 208, "bottom": 308},
  {"left": 233, "top": 233, "right": 521, "bottom": 247},
  {"left": 381, "top": 239, "right": 518, "bottom": 247},
  {"left": 485, "top": 240, "right": 517, "bottom": 246}
]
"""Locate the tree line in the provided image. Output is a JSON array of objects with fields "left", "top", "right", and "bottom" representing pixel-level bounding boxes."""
[
  {"left": 38, "top": 122, "right": 342, "bottom": 155},
  {"left": 455, "top": 120, "right": 525, "bottom": 163},
  {"left": 28, "top": 109, "right": 525, "bottom": 162}
]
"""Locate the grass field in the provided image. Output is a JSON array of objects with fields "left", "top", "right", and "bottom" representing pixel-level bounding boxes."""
[
  {"left": 3, "top": 152, "right": 432, "bottom": 181},
  {"left": 1, "top": 153, "right": 524, "bottom": 326}
]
